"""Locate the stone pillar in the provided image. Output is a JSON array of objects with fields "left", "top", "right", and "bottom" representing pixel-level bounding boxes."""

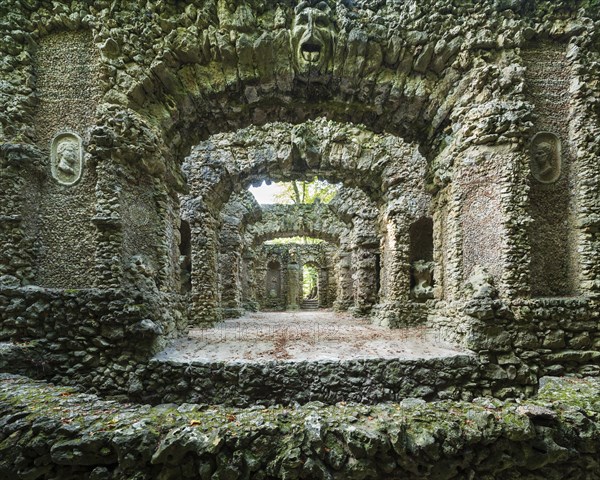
[
  {"left": 256, "top": 256, "right": 268, "bottom": 310},
  {"left": 372, "top": 205, "right": 433, "bottom": 327},
  {"left": 434, "top": 179, "right": 464, "bottom": 302},
  {"left": 568, "top": 62, "right": 600, "bottom": 300},
  {"left": 432, "top": 191, "right": 450, "bottom": 300},
  {"left": 287, "top": 262, "right": 300, "bottom": 310},
  {"left": 91, "top": 160, "right": 124, "bottom": 289},
  {"left": 155, "top": 179, "right": 180, "bottom": 294},
  {"left": 350, "top": 243, "right": 379, "bottom": 315},
  {"left": 380, "top": 212, "right": 411, "bottom": 305},
  {"left": 218, "top": 221, "right": 244, "bottom": 318},
  {"left": 189, "top": 212, "right": 220, "bottom": 324},
  {"left": 489, "top": 148, "right": 531, "bottom": 299},
  {"left": 241, "top": 249, "right": 259, "bottom": 311},
  {"left": 318, "top": 267, "right": 329, "bottom": 307},
  {"left": 334, "top": 243, "right": 353, "bottom": 311},
  {"left": 328, "top": 262, "right": 338, "bottom": 308},
  {"left": 219, "top": 251, "right": 242, "bottom": 318}
]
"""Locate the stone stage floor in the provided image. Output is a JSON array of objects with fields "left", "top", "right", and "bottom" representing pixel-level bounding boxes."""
[{"left": 156, "top": 310, "right": 468, "bottom": 363}]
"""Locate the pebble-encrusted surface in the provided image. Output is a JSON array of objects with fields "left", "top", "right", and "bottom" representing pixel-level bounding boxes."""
[
  {"left": 1, "top": 373, "right": 600, "bottom": 480},
  {"left": 1, "top": 5, "right": 600, "bottom": 479}
]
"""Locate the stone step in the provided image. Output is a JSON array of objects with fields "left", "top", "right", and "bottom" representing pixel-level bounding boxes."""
[
  {"left": 135, "top": 353, "right": 481, "bottom": 407},
  {"left": 301, "top": 299, "right": 319, "bottom": 310}
]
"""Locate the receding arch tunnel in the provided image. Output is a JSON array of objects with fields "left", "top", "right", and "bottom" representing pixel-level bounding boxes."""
[{"left": 179, "top": 118, "right": 432, "bottom": 323}]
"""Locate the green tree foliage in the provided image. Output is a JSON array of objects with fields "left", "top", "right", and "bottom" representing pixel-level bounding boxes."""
[
  {"left": 274, "top": 177, "right": 339, "bottom": 205},
  {"left": 302, "top": 264, "right": 318, "bottom": 299}
]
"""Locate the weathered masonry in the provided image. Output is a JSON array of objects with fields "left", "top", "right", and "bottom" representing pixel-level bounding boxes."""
[
  {"left": 1, "top": 2, "right": 600, "bottom": 476},
  {"left": 2, "top": 373, "right": 600, "bottom": 480}
]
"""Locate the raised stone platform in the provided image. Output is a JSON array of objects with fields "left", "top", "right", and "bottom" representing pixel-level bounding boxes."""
[
  {"left": 130, "top": 312, "right": 484, "bottom": 406},
  {"left": 2, "top": 373, "right": 599, "bottom": 480},
  {"left": 161, "top": 311, "right": 467, "bottom": 363}
]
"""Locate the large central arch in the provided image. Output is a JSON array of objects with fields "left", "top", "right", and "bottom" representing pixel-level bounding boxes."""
[
  {"left": 111, "top": 0, "right": 475, "bottom": 178},
  {"left": 180, "top": 119, "right": 429, "bottom": 322},
  {"left": 183, "top": 118, "right": 425, "bottom": 212}
]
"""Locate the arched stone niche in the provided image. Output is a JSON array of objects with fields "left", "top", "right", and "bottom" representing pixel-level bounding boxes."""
[
  {"left": 409, "top": 217, "right": 434, "bottom": 302},
  {"left": 265, "top": 259, "right": 282, "bottom": 308},
  {"left": 179, "top": 220, "right": 192, "bottom": 294}
]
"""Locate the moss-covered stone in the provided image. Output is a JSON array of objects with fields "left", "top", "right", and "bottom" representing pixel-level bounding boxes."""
[{"left": 1, "top": 374, "right": 600, "bottom": 479}]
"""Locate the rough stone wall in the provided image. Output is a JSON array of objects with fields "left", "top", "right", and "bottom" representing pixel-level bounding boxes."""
[
  {"left": 0, "top": 0, "right": 599, "bottom": 417},
  {"left": 32, "top": 31, "right": 102, "bottom": 289},
  {"left": 458, "top": 148, "right": 508, "bottom": 288},
  {"left": 424, "top": 39, "right": 600, "bottom": 388},
  {"left": 0, "top": 287, "right": 186, "bottom": 391},
  {"left": 2, "top": 374, "right": 600, "bottom": 480},
  {"left": 0, "top": 146, "right": 39, "bottom": 287},
  {"left": 570, "top": 36, "right": 600, "bottom": 302},
  {"left": 135, "top": 351, "right": 486, "bottom": 407},
  {"left": 523, "top": 44, "right": 579, "bottom": 297},
  {"left": 429, "top": 294, "right": 600, "bottom": 393}
]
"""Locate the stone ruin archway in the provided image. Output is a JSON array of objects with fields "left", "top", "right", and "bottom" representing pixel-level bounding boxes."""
[
  {"left": 1, "top": 0, "right": 599, "bottom": 416},
  {"left": 2, "top": 0, "right": 597, "bottom": 308},
  {"left": 217, "top": 191, "right": 349, "bottom": 317},
  {"left": 253, "top": 242, "right": 336, "bottom": 312},
  {"left": 300, "top": 257, "right": 331, "bottom": 310},
  {"left": 180, "top": 118, "right": 429, "bottom": 323}
]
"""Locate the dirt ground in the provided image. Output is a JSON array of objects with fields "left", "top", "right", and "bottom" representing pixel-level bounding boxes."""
[{"left": 155, "top": 310, "right": 469, "bottom": 363}]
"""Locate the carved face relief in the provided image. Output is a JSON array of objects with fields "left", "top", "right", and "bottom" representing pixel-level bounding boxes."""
[
  {"left": 530, "top": 132, "right": 561, "bottom": 184},
  {"left": 291, "top": 1, "right": 335, "bottom": 79},
  {"left": 51, "top": 133, "right": 83, "bottom": 185}
]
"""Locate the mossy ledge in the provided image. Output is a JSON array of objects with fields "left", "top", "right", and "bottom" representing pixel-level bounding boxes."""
[{"left": 1, "top": 373, "right": 599, "bottom": 480}]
